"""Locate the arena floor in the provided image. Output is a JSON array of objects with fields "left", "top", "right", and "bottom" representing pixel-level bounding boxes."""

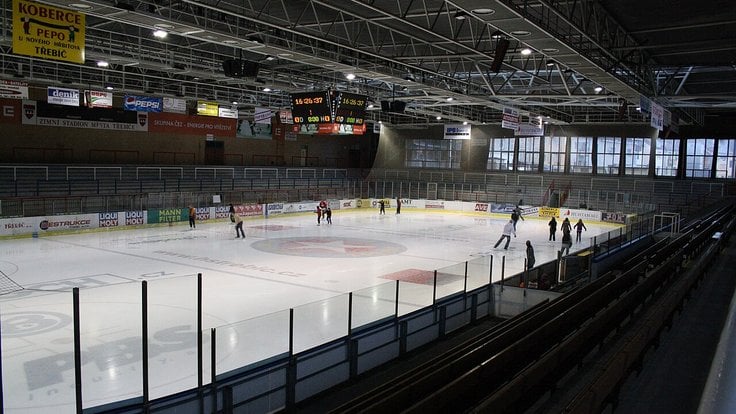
[{"left": 0, "top": 209, "right": 619, "bottom": 412}]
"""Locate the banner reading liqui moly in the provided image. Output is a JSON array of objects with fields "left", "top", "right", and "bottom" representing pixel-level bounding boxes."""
[{"left": 123, "top": 95, "right": 163, "bottom": 112}]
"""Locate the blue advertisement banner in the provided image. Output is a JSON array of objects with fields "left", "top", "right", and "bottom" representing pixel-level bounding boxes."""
[{"left": 123, "top": 95, "right": 163, "bottom": 112}]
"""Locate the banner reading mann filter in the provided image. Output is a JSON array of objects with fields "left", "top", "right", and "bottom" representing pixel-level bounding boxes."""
[
  {"left": 12, "top": 0, "right": 85, "bottom": 64},
  {"left": 443, "top": 124, "right": 471, "bottom": 139}
]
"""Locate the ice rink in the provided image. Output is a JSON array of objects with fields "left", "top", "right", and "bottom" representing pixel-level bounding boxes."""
[{"left": 0, "top": 209, "right": 620, "bottom": 412}]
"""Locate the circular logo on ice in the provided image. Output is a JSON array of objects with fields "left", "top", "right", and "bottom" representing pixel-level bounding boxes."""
[
  {"left": 1, "top": 311, "right": 71, "bottom": 337},
  {"left": 252, "top": 237, "right": 407, "bottom": 258},
  {"left": 39, "top": 220, "right": 50, "bottom": 230}
]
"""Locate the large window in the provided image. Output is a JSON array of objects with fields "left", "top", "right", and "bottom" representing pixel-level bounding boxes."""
[
  {"left": 543, "top": 136, "right": 567, "bottom": 172},
  {"left": 569, "top": 137, "right": 593, "bottom": 173},
  {"left": 517, "top": 137, "right": 541, "bottom": 171},
  {"left": 406, "top": 139, "right": 463, "bottom": 169},
  {"left": 655, "top": 139, "right": 679, "bottom": 177},
  {"left": 597, "top": 137, "right": 621, "bottom": 174},
  {"left": 625, "top": 137, "right": 651, "bottom": 175},
  {"left": 685, "top": 139, "right": 714, "bottom": 178},
  {"left": 716, "top": 139, "right": 736, "bottom": 178},
  {"left": 487, "top": 138, "right": 515, "bottom": 170}
]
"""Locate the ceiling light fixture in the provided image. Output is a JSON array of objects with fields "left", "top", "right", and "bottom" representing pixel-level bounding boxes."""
[
  {"left": 472, "top": 8, "right": 494, "bottom": 15},
  {"left": 436, "top": 116, "right": 442, "bottom": 120},
  {"left": 265, "top": 55, "right": 276, "bottom": 61},
  {"left": 490, "top": 30, "right": 504, "bottom": 40},
  {"left": 454, "top": 11, "right": 468, "bottom": 20},
  {"left": 105, "top": 85, "right": 114, "bottom": 90},
  {"left": 152, "top": 29, "right": 167, "bottom": 38},
  {"left": 345, "top": 73, "right": 356, "bottom": 80},
  {"left": 96, "top": 61, "right": 109, "bottom": 67},
  {"left": 546, "top": 60, "right": 555, "bottom": 67},
  {"left": 520, "top": 48, "right": 532, "bottom": 56},
  {"left": 463, "top": 121, "right": 468, "bottom": 125},
  {"left": 446, "top": 97, "right": 454, "bottom": 102},
  {"left": 594, "top": 86, "right": 603, "bottom": 93},
  {"left": 262, "top": 87, "right": 272, "bottom": 92}
]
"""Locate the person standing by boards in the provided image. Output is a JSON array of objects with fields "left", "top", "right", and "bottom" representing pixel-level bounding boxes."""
[
  {"left": 188, "top": 206, "right": 196, "bottom": 229},
  {"left": 233, "top": 212, "right": 245, "bottom": 238},
  {"left": 396, "top": 198, "right": 401, "bottom": 214}
]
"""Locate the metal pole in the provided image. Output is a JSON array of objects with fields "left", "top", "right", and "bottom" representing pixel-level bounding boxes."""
[
  {"left": 73, "top": 288, "right": 83, "bottom": 414},
  {"left": 463, "top": 261, "right": 468, "bottom": 293},
  {"left": 197, "top": 273, "right": 203, "bottom": 389},
  {"left": 432, "top": 270, "right": 438, "bottom": 305},
  {"left": 348, "top": 292, "right": 353, "bottom": 336},
  {"left": 142, "top": 281, "right": 149, "bottom": 410},
  {"left": 501, "top": 256, "right": 506, "bottom": 288},
  {"left": 211, "top": 328, "right": 217, "bottom": 414},
  {"left": 394, "top": 280, "right": 400, "bottom": 317}
]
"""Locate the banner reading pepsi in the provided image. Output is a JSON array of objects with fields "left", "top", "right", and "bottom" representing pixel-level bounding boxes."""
[{"left": 123, "top": 95, "right": 163, "bottom": 112}]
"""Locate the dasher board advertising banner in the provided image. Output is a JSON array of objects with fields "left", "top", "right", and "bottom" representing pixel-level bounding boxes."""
[
  {"left": 47, "top": 86, "right": 79, "bottom": 106},
  {"left": 84, "top": 90, "right": 112, "bottom": 108},
  {"left": 0, "top": 79, "right": 29, "bottom": 99},
  {"left": 12, "top": 0, "right": 85, "bottom": 64},
  {"left": 443, "top": 124, "right": 471, "bottom": 139},
  {"left": 255, "top": 107, "right": 272, "bottom": 124}
]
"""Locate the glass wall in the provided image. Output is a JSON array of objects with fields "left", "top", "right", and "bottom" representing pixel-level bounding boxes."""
[
  {"left": 716, "top": 139, "right": 736, "bottom": 179},
  {"left": 517, "top": 137, "right": 541, "bottom": 172},
  {"left": 487, "top": 138, "right": 515, "bottom": 171},
  {"left": 655, "top": 138, "right": 679, "bottom": 177},
  {"left": 686, "top": 139, "right": 715, "bottom": 178},
  {"left": 543, "top": 136, "right": 567, "bottom": 173},
  {"left": 625, "top": 137, "right": 651, "bottom": 175},
  {"left": 406, "top": 139, "right": 463, "bottom": 169},
  {"left": 597, "top": 137, "right": 621, "bottom": 174},
  {"left": 569, "top": 137, "right": 593, "bottom": 173}
]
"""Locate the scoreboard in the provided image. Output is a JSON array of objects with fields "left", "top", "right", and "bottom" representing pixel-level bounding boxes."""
[
  {"left": 290, "top": 91, "right": 332, "bottom": 124},
  {"left": 290, "top": 90, "right": 367, "bottom": 125}
]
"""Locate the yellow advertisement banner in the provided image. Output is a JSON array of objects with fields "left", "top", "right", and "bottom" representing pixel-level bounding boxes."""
[
  {"left": 538, "top": 207, "right": 560, "bottom": 218},
  {"left": 197, "top": 101, "right": 219, "bottom": 117},
  {"left": 12, "top": 0, "right": 85, "bottom": 64}
]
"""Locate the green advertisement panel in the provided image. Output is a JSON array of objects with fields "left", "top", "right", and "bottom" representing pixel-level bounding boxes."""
[{"left": 147, "top": 208, "right": 187, "bottom": 224}]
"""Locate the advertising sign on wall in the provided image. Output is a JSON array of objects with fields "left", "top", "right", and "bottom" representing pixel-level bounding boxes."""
[
  {"left": 148, "top": 112, "right": 237, "bottom": 137},
  {"left": 197, "top": 101, "right": 218, "bottom": 116},
  {"left": 538, "top": 206, "right": 560, "bottom": 218},
  {"left": 123, "top": 95, "right": 163, "bottom": 112},
  {"left": 47, "top": 86, "right": 79, "bottom": 106},
  {"left": 650, "top": 101, "right": 664, "bottom": 131},
  {"left": 218, "top": 107, "right": 238, "bottom": 119},
  {"left": 501, "top": 106, "right": 519, "bottom": 130},
  {"left": 12, "top": 0, "right": 86, "bottom": 64},
  {"left": 22, "top": 100, "right": 147, "bottom": 131},
  {"left": 443, "top": 124, "right": 472, "bottom": 139},
  {"left": 163, "top": 97, "right": 187, "bottom": 114},
  {"left": 255, "top": 107, "right": 272, "bottom": 124},
  {"left": 0, "top": 99, "right": 21, "bottom": 124},
  {"left": 84, "top": 90, "right": 112, "bottom": 108},
  {"left": 0, "top": 80, "right": 29, "bottom": 99}
]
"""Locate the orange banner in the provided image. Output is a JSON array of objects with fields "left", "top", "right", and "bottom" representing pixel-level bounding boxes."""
[{"left": 147, "top": 112, "right": 237, "bottom": 137}]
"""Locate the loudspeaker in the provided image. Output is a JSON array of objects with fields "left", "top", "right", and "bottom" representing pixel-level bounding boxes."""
[
  {"left": 392, "top": 101, "right": 406, "bottom": 113},
  {"left": 380, "top": 100, "right": 390, "bottom": 111},
  {"left": 223, "top": 59, "right": 243, "bottom": 77},
  {"left": 243, "top": 61, "right": 260, "bottom": 77},
  {"left": 490, "top": 38, "right": 510, "bottom": 73}
]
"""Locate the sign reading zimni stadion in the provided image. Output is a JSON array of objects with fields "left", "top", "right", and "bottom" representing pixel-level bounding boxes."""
[{"left": 12, "top": 0, "right": 85, "bottom": 64}]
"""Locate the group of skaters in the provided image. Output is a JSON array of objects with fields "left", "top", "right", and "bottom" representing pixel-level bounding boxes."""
[
  {"left": 494, "top": 205, "right": 589, "bottom": 262},
  {"left": 378, "top": 198, "right": 402, "bottom": 215},
  {"left": 316, "top": 200, "right": 332, "bottom": 225}
]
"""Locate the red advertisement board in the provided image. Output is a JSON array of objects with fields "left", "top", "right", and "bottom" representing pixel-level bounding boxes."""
[
  {"left": 0, "top": 99, "right": 21, "bottom": 124},
  {"left": 147, "top": 112, "right": 237, "bottom": 137}
]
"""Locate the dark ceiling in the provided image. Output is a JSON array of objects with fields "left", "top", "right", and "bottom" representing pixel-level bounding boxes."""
[{"left": 1, "top": 0, "right": 734, "bottom": 128}]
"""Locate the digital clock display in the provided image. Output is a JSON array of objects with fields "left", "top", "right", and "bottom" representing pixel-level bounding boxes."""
[
  {"left": 291, "top": 91, "right": 331, "bottom": 124},
  {"left": 333, "top": 92, "right": 368, "bottom": 125}
]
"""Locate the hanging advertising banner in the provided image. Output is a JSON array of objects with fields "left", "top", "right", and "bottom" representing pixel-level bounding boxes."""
[
  {"left": 515, "top": 123, "right": 544, "bottom": 136},
  {"left": 47, "top": 86, "right": 79, "bottom": 106},
  {"left": 163, "top": 97, "right": 187, "bottom": 114},
  {"left": 255, "top": 107, "right": 272, "bottom": 124},
  {"left": 123, "top": 95, "right": 162, "bottom": 112},
  {"left": 196, "top": 100, "right": 218, "bottom": 116},
  {"left": 639, "top": 95, "right": 651, "bottom": 114},
  {"left": 650, "top": 102, "right": 664, "bottom": 131},
  {"left": 83, "top": 90, "right": 112, "bottom": 108},
  {"left": 501, "top": 106, "right": 519, "bottom": 130},
  {"left": 218, "top": 107, "right": 238, "bottom": 119},
  {"left": 0, "top": 80, "right": 29, "bottom": 99},
  {"left": 12, "top": 0, "right": 85, "bottom": 64},
  {"left": 148, "top": 112, "right": 236, "bottom": 137},
  {"left": 443, "top": 123, "right": 472, "bottom": 139}
]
